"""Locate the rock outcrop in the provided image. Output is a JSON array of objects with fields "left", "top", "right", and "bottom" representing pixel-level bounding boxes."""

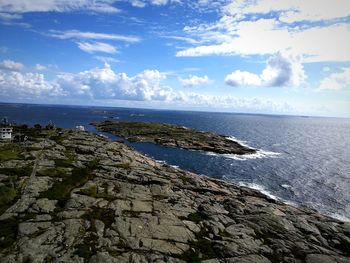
[
  {"left": 0, "top": 128, "right": 349, "bottom": 263},
  {"left": 93, "top": 121, "right": 256, "bottom": 155}
]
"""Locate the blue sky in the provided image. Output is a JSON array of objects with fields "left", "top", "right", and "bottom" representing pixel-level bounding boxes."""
[{"left": 0, "top": 0, "right": 349, "bottom": 117}]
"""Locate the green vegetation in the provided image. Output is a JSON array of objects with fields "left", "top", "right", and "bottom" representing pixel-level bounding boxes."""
[
  {"left": 82, "top": 207, "right": 115, "bottom": 228},
  {"left": 75, "top": 207, "right": 115, "bottom": 259},
  {"left": 185, "top": 211, "right": 209, "bottom": 223},
  {"left": 0, "top": 185, "right": 16, "bottom": 207},
  {"left": 0, "top": 166, "right": 33, "bottom": 177},
  {"left": 0, "top": 144, "right": 21, "bottom": 161},
  {"left": 40, "top": 159, "right": 99, "bottom": 207},
  {"left": 78, "top": 184, "right": 118, "bottom": 201},
  {"left": 115, "top": 162, "right": 131, "bottom": 170},
  {"left": 0, "top": 185, "right": 17, "bottom": 215},
  {"left": 36, "top": 167, "right": 68, "bottom": 177},
  {"left": 54, "top": 158, "right": 75, "bottom": 168},
  {"left": 0, "top": 217, "right": 18, "bottom": 249},
  {"left": 79, "top": 185, "right": 98, "bottom": 196}
]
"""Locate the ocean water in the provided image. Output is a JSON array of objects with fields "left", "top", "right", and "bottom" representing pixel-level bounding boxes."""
[{"left": 1, "top": 103, "right": 349, "bottom": 221}]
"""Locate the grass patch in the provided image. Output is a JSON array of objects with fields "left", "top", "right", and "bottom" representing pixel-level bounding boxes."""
[
  {"left": 75, "top": 207, "right": 115, "bottom": 259},
  {"left": 54, "top": 158, "right": 75, "bottom": 168},
  {"left": 0, "top": 166, "right": 32, "bottom": 177},
  {"left": 82, "top": 207, "right": 115, "bottom": 228},
  {"left": 185, "top": 211, "right": 209, "bottom": 223},
  {"left": 0, "top": 185, "right": 17, "bottom": 207},
  {"left": 0, "top": 217, "right": 18, "bottom": 249},
  {"left": 36, "top": 167, "right": 68, "bottom": 178},
  {"left": 0, "top": 184, "right": 17, "bottom": 215},
  {"left": 40, "top": 159, "right": 99, "bottom": 207},
  {"left": 79, "top": 185, "right": 97, "bottom": 196},
  {"left": 78, "top": 184, "right": 117, "bottom": 201},
  {"left": 115, "top": 162, "right": 131, "bottom": 170},
  {"left": 0, "top": 144, "right": 21, "bottom": 161}
]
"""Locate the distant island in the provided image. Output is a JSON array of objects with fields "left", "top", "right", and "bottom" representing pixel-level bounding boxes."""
[
  {"left": 0, "top": 125, "right": 349, "bottom": 262},
  {"left": 93, "top": 121, "right": 256, "bottom": 155}
]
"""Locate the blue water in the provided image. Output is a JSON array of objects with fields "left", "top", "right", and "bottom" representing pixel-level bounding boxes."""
[{"left": 1, "top": 103, "right": 350, "bottom": 221}]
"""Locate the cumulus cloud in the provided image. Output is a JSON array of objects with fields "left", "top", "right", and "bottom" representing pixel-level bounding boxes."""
[
  {"left": 34, "top": 64, "right": 46, "bottom": 71},
  {"left": 179, "top": 75, "right": 211, "bottom": 88},
  {"left": 56, "top": 63, "right": 175, "bottom": 101},
  {"left": 225, "top": 53, "right": 306, "bottom": 87},
  {"left": 176, "top": 0, "right": 350, "bottom": 63},
  {"left": 0, "top": 0, "right": 120, "bottom": 13},
  {"left": 319, "top": 68, "right": 350, "bottom": 91},
  {"left": 0, "top": 62, "right": 296, "bottom": 114},
  {"left": 0, "top": 70, "right": 64, "bottom": 99},
  {"left": 0, "top": 60, "right": 24, "bottom": 71},
  {"left": 77, "top": 42, "right": 117, "bottom": 54},
  {"left": 48, "top": 30, "right": 140, "bottom": 43}
]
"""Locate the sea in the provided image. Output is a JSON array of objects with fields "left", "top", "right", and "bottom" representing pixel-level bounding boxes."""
[{"left": 1, "top": 103, "right": 349, "bottom": 221}]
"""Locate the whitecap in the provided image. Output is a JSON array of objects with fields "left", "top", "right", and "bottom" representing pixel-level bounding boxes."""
[
  {"left": 327, "top": 213, "right": 350, "bottom": 222},
  {"left": 206, "top": 149, "right": 281, "bottom": 161},
  {"left": 238, "top": 182, "right": 279, "bottom": 201},
  {"left": 226, "top": 136, "right": 250, "bottom": 148}
]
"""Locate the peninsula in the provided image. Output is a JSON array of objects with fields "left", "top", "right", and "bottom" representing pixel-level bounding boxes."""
[
  {"left": 0, "top": 126, "right": 349, "bottom": 262},
  {"left": 93, "top": 121, "right": 256, "bottom": 155}
]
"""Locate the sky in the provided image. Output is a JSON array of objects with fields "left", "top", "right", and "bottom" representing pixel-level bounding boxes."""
[{"left": 0, "top": 0, "right": 349, "bottom": 117}]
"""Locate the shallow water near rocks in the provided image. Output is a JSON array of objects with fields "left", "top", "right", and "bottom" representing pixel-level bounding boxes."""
[{"left": 1, "top": 103, "right": 350, "bottom": 221}]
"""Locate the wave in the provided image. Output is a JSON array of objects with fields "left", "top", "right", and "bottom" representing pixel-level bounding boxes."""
[
  {"left": 224, "top": 136, "right": 282, "bottom": 160},
  {"left": 226, "top": 136, "right": 251, "bottom": 148},
  {"left": 238, "top": 181, "right": 350, "bottom": 222},
  {"left": 206, "top": 149, "right": 281, "bottom": 160},
  {"left": 327, "top": 213, "right": 350, "bottom": 222},
  {"left": 237, "top": 182, "right": 279, "bottom": 201}
]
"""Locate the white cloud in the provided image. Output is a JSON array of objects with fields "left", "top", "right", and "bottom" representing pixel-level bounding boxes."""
[
  {"left": 56, "top": 63, "right": 175, "bottom": 101},
  {"left": 150, "top": 0, "right": 169, "bottom": 6},
  {"left": 49, "top": 30, "right": 140, "bottom": 43},
  {"left": 225, "top": 52, "right": 306, "bottom": 87},
  {"left": 225, "top": 71, "right": 262, "bottom": 87},
  {"left": 128, "top": 0, "right": 181, "bottom": 8},
  {"left": 179, "top": 75, "right": 211, "bottom": 87},
  {"left": 0, "top": 60, "right": 24, "bottom": 71},
  {"left": 94, "top": 56, "right": 120, "bottom": 63},
  {"left": 0, "top": 62, "right": 296, "bottom": 114},
  {"left": 0, "top": 70, "right": 64, "bottom": 99},
  {"left": 77, "top": 42, "right": 117, "bottom": 54},
  {"left": 224, "top": 0, "right": 350, "bottom": 23},
  {"left": 34, "top": 64, "right": 46, "bottom": 71},
  {"left": 176, "top": 0, "right": 350, "bottom": 63},
  {"left": 177, "top": 19, "right": 350, "bottom": 62},
  {"left": 130, "top": 0, "right": 146, "bottom": 8},
  {"left": 0, "top": 0, "right": 120, "bottom": 13},
  {"left": 319, "top": 68, "right": 350, "bottom": 90},
  {"left": 0, "top": 12, "right": 22, "bottom": 20}
]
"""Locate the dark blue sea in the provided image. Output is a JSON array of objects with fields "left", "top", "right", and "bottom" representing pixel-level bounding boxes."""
[{"left": 1, "top": 103, "right": 349, "bottom": 221}]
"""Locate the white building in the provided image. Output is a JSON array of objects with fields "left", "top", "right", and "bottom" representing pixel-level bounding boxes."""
[
  {"left": 75, "top": 125, "right": 85, "bottom": 131},
  {"left": 0, "top": 127, "right": 13, "bottom": 140}
]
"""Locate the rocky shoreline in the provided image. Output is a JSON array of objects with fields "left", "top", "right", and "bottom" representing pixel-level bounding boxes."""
[
  {"left": 93, "top": 121, "right": 256, "bottom": 155},
  {"left": 0, "top": 127, "right": 349, "bottom": 263}
]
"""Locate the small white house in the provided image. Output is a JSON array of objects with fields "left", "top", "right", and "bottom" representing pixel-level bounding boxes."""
[
  {"left": 75, "top": 125, "right": 85, "bottom": 131},
  {"left": 0, "top": 127, "right": 13, "bottom": 140}
]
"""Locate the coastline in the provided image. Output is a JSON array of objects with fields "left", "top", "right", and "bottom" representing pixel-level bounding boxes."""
[{"left": 0, "top": 127, "right": 349, "bottom": 262}]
